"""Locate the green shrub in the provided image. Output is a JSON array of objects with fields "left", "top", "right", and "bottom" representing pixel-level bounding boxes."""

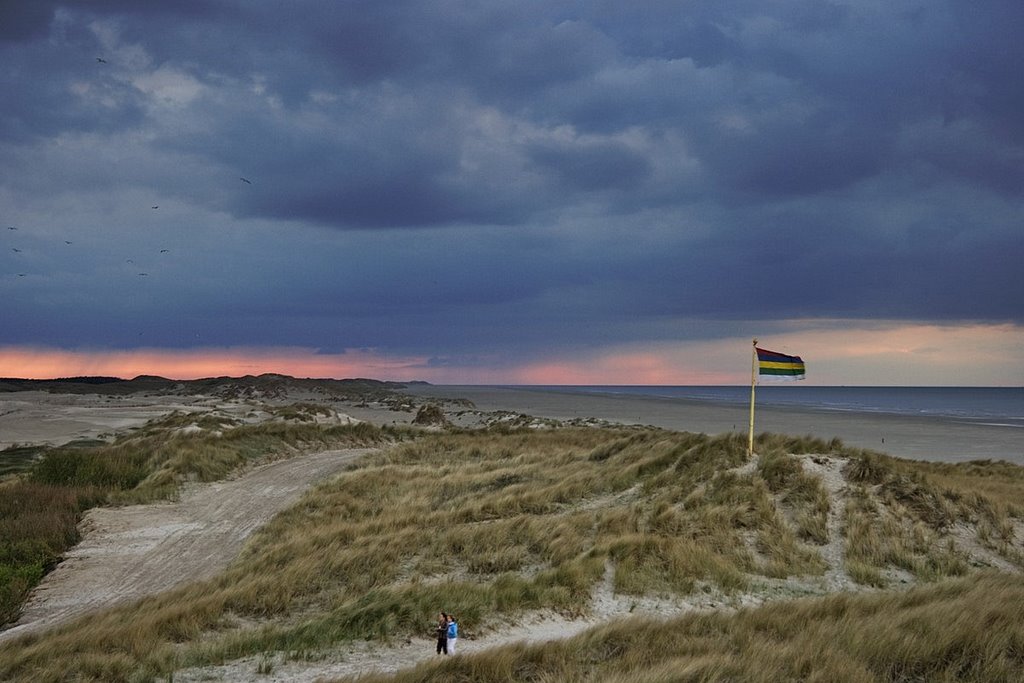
[
  {"left": 0, "top": 482, "right": 99, "bottom": 625},
  {"left": 412, "top": 404, "right": 447, "bottom": 425},
  {"left": 0, "top": 444, "right": 47, "bottom": 477},
  {"left": 31, "top": 446, "right": 149, "bottom": 489}
]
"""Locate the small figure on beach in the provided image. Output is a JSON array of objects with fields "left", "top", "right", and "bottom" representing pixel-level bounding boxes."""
[
  {"left": 435, "top": 611, "right": 448, "bottom": 655},
  {"left": 446, "top": 614, "right": 458, "bottom": 654}
]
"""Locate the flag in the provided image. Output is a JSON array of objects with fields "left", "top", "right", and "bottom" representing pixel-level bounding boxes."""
[{"left": 756, "top": 347, "right": 805, "bottom": 380}]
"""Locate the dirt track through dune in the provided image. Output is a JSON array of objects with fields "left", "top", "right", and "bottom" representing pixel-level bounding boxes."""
[{"left": 0, "top": 448, "right": 373, "bottom": 643}]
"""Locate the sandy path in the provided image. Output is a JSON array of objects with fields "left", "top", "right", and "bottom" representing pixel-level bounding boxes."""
[
  {"left": 801, "top": 455, "right": 856, "bottom": 591},
  {"left": 172, "top": 562, "right": 718, "bottom": 683},
  {"left": 0, "top": 448, "right": 373, "bottom": 643}
]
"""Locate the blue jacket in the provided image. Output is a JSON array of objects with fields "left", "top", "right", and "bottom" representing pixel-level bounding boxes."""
[{"left": 447, "top": 621, "right": 458, "bottom": 639}]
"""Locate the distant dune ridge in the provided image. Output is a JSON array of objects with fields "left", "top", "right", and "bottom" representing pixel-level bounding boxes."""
[{"left": 0, "top": 373, "right": 420, "bottom": 396}]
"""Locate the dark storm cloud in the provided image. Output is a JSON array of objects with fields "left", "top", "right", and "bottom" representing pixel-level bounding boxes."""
[
  {"left": 0, "top": 1, "right": 56, "bottom": 42},
  {"left": 0, "top": 27, "right": 146, "bottom": 141},
  {"left": 526, "top": 138, "right": 651, "bottom": 192},
  {"left": 1, "top": 0, "right": 1023, "bottom": 362}
]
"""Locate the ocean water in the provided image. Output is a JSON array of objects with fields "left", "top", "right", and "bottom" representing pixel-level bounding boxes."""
[{"left": 521, "top": 386, "right": 1024, "bottom": 429}]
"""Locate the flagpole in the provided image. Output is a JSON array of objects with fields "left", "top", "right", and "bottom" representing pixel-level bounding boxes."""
[{"left": 748, "top": 338, "right": 757, "bottom": 457}]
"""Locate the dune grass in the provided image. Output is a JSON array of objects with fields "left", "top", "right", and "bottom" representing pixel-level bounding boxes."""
[
  {"left": 349, "top": 571, "right": 1024, "bottom": 683},
  {"left": 758, "top": 448, "right": 831, "bottom": 545},
  {"left": 0, "top": 427, "right": 1021, "bottom": 682},
  {"left": 842, "top": 448, "right": 1024, "bottom": 584}
]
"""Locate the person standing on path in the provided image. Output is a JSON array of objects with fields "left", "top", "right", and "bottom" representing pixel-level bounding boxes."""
[
  {"left": 435, "top": 612, "right": 448, "bottom": 655},
  {"left": 446, "top": 614, "right": 458, "bottom": 654}
]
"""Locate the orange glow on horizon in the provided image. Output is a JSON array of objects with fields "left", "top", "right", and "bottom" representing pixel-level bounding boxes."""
[
  {"left": 0, "top": 347, "right": 427, "bottom": 382},
  {"left": 1, "top": 322, "right": 1022, "bottom": 386}
]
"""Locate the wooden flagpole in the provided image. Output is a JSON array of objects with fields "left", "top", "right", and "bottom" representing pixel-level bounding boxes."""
[{"left": 748, "top": 338, "right": 757, "bottom": 457}]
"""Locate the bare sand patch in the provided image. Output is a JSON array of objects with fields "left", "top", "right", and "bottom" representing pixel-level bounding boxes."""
[{"left": 0, "top": 448, "right": 373, "bottom": 643}]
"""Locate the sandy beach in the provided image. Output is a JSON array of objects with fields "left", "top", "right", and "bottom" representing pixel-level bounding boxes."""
[
  {"left": 404, "top": 385, "right": 1024, "bottom": 465},
  {"left": 3, "top": 382, "right": 1021, "bottom": 465}
]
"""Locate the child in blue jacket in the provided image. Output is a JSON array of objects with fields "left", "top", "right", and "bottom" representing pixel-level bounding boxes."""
[{"left": 446, "top": 615, "right": 459, "bottom": 654}]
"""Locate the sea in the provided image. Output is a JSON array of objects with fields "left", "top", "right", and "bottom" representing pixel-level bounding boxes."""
[{"left": 519, "top": 386, "right": 1024, "bottom": 430}]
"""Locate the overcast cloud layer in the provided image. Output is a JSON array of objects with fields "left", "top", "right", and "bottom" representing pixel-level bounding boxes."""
[{"left": 2, "top": 1, "right": 1022, "bottom": 383}]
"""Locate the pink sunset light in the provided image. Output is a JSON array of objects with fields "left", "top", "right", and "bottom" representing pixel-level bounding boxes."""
[
  {"left": 0, "top": 347, "right": 426, "bottom": 382},
  {"left": 1, "top": 322, "right": 1021, "bottom": 386}
]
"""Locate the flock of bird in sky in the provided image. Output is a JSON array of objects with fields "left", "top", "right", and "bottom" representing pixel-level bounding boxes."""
[
  {"left": 5, "top": 56, "right": 254, "bottom": 282},
  {"left": 6, "top": 223, "right": 176, "bottom": 278}
]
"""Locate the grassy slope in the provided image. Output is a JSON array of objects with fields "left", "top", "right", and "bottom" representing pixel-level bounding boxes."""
[
  {"left": 0, "top": 427, "right": 1021, "bottom": 682},
  {"left": 0, "top": 407, "right": 397, "bottom": 629}
]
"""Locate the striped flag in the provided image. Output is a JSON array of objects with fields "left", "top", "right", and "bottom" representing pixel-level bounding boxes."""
[{"left": 756, "top": 347, "right": 806, "bottom": 380}]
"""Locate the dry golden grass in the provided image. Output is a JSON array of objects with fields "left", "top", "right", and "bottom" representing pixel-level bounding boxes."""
[
  {"left": 0, "top": 428, "right": 1021, "bottom": 682},
  {"left": 758, "top": 449, "right": 831, "bottom": 546},
  {"left": 842, "top": 448, "right": 1024, "bottom": 584},
  {"left": 348, "top": 571, "right": 1024, "bottom": 683}
]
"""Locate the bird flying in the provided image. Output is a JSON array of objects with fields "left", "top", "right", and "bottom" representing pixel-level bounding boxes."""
[
  {"left": 12, "top": 248, "right": 21, "bottom": 252},
  {"left": 96, "top": 57, "right": 107, "bottom": 63},
  {"left": 160, "top": 249, "right": 169, "bottom": 253},
  {"left": 240, "top": 177, "right": 252, "bottom": 184},
  {"left": 151, "top": 206, "right": 159, "bottom": 209},
  {"left": 6, "top": 226, "right": 15, "bottom": 230}
]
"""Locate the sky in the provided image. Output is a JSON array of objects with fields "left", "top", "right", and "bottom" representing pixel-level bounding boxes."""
[{"left": 1, "top": 1, "right": 1022, "bottom": 386}]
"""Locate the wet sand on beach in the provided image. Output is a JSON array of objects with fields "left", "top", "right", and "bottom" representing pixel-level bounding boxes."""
[{"left": 405, "top": 385, "right": 1024, "bottom": 465}]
